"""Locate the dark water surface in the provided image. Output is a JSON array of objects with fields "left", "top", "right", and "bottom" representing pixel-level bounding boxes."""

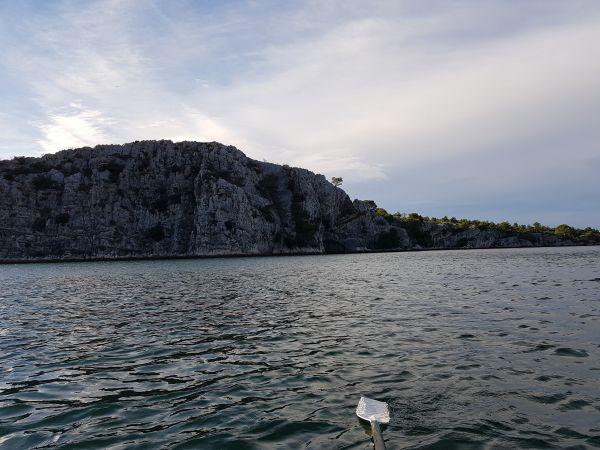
[{"left": 1, "top": 247, "right": 600, "bottom": 449}]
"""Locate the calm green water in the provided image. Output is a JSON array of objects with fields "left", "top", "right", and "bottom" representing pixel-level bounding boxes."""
[{"left": 1, "top": 247, "right": 599, "bottom": 449}]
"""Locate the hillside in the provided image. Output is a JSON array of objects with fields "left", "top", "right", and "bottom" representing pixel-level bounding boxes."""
[{"left": 0, "top": 141, "right": 597, "bottom": 262}]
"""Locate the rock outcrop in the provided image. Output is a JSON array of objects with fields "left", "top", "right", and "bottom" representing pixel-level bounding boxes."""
[
  {"left": 0, "top": 140, "right": 595, "bottom": 262},
  {"left": 0, "top": 141, "right": 397, "bottom": 261},
  {"left": 422, "top": 221, "right": 584, "bottom": 249}
]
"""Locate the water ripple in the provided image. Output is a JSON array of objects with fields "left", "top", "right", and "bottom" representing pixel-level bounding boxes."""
[{"left": 1, "top": 247, "right": 600, "bottom": 448}]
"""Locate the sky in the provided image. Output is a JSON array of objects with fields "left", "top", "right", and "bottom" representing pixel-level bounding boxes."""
[{"left": 1, "top": 0, "right": 599, "bottom": 228}]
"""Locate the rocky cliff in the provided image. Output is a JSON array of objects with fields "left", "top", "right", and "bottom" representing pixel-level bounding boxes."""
[
  {"left": 0, "top": 140, "right": 596, "bottom": 262},
  {"left": 417, "top": 220, "right": 596, "bottom": 249},
  {"left": 0, "top": 141, "right": 395, "bottom": 261}
]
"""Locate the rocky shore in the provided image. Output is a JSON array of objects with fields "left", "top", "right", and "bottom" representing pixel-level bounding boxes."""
[{"left": 0, "top": 140, "right": 597, "bottom": 262}]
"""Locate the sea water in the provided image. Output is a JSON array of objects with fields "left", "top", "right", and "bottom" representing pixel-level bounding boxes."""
[{"left": 1, "top": 247, "right": 599, "bottom": 449}]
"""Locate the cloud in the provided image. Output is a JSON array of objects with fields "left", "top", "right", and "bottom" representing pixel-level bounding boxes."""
[
  {"left": 204, "top": 12, "right": 600, "bottom": 169},
  {"left": 291, "top": 150, "right": 388, "bottom": 182},
  {"left": 1, "top": 0, "right": 600, "bottom": 225},
  {"left": 36, "top": 105, "right": 113, "bottom": 153}
]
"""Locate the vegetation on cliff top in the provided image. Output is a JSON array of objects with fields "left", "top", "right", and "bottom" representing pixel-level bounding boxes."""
[{"left": 375, "top": 208, "right": 600, "bottom": 243}]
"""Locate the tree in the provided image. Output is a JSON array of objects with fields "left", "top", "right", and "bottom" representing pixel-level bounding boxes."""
[
  {"left": 554, "top": 224, "right": 575, "bottom": 239},
  {"left": 331, "top": 176, "right": 343, "bottom": 187}
]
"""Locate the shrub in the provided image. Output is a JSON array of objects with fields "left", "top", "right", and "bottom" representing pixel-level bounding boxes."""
[
  {"left": 32, "top": 217, "right": 46, "bottom": 232},
  {"left": 152, "top": 196, "right": 169, "bottom": 213},
  {"left": 30, "top": 161, "right": 49, "bottom": 173},
  {"left": 283, "top": 235, "right": 296, "bottom": 248},
  {"left": 407, "top": 212, "right": 423, "bottom": 222},
  {"left": 168, "top": 192, "right": 181, "bottom": 205},
  {"left": 375, "top": 208, "right": 394, "bottom": 223},
  {"left": 258, "top": 174, "right": 278, "bottom": 198},
  {"left": 98, "top": 161, "right": 125, "bottom": 183},
  {"left": 258, "top": 205, "right": 275, "bottom": 223},
  {"left": 55, "top": 213, "right": 70, "bottom": 225},
  {"left": 77, "top": 182, "right": 91, "bottom": 192},
  {"left": 32, "top": 175, "right": 61, "bottom": 190},
  {"left": 554, "top": 224, "right": 575, "bottom": 239},
  {"left": 581, "top": 228, "right": 600, "bottom": 241},
  {"left": 151, "top": 186, "right": 169, "bottom": 212},
  {"left": 375, "top": 228, "right": 401, "bottom": 249},
  {"left": 145, "top": 223, "right": 165, "bottom": 242},
  {"left": 456, "top": 237, "right": 469, "bottom": 248},
  {"left": 138, "top": 155, "right": 151, "bottom": 170},
  {"left": 292, "top": 202, "right": 318, "bottom": 247}
]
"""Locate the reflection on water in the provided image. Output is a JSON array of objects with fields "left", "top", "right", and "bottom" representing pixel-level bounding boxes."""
[{"left": 1, "top": 247, "right": 599, "bottom": 449}]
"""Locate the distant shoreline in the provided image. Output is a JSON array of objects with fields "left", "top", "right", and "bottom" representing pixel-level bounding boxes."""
[{"left": 2, "top": 243, "right": 598, "bottom": 265}]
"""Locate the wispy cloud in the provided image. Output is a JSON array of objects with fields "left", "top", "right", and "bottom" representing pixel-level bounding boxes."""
[
  {"left": 1, "top": 0, "right": 599, "bottom": 225},
  {"left": 36, "top": 104, "right": 114, "bottom": 153}
]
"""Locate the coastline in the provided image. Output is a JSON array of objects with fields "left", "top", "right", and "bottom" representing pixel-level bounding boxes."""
[{"left": 2, "top": 242, "right": 598, "bottom": 265}]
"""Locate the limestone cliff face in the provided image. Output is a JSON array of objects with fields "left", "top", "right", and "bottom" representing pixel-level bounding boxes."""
[
  {"left": 421, "top": 222, "right": 579, "bottom": 249},
  {"left": 0, "top": 140, "right": 593, "bottom": 262},
  {"left": 0, "top": 141, "right": 391, "bottom": 261}
]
